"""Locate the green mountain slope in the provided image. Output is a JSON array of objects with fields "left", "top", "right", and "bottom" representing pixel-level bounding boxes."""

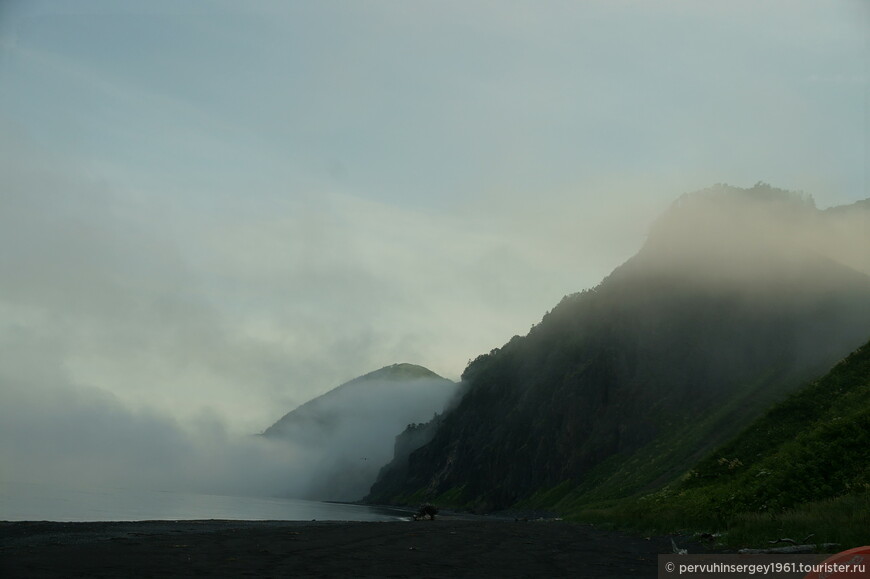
[
  {"left": 366, "top": 185, "right": 870, "bottom": 512},
  {"left": 669, "top": 338, "right": 870, "bottom": 513},
  {"left": 572, "top": 339, "right": 870, "bottom": 548}
]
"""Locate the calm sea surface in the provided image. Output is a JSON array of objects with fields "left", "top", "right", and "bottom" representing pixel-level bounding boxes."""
[{"left": 0, "top": 480, "right": 413, "bottom": 522}]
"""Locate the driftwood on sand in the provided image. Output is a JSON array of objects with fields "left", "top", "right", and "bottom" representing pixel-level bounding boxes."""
[
  {"left": 769, "top": 534, "right": 813, "bottom": 546},
  {"left": 738, "top": 543, "right": 841, "bottom": 554}
]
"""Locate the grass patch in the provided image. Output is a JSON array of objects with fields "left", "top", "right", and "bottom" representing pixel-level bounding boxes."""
[
  {"left": 566, "top": 491, "right": 870, "bottom": 550},
  {"left": 549, "top": 341, "right": 870, "bottom": 551},
  {"left": 725, "top": 492, "right": 870, "bottom": 549}
]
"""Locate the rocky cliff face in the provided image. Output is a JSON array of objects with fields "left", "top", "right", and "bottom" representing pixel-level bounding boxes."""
[{"left": 367, "top": 184, "right": 870, "bottom": 511}]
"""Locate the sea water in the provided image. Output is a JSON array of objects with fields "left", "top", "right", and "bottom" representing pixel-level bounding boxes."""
[{"left": 0, "top": 480, "right": 412, "bottom": 522}]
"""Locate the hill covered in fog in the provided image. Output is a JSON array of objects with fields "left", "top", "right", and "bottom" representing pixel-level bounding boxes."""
[
  {"left": 366, "top": 184, "right": 870, "bottom": 512},
  {"left": 263, "top": 363, "right": 458, "bottom": 500}
]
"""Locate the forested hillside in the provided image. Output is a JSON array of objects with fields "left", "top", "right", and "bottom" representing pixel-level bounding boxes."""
[
  {"left": 367, "top": 184, "right": 870, "bottom": 512},
  {"left": 570, "top": 338, "right": 870, "bottom": 548}
]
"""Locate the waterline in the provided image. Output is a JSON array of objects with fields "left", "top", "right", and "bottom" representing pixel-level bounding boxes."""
[{"left": 0, "top": 480, "right": 411, "bottom": 522}]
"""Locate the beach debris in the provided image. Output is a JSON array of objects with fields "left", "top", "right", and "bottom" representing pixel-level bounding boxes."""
[
  {"left": 413, "top": 504, "right": 438, "bottom": 521},
  {"left": 671, "top": 538, "right": 688, "bottom": 554},
  {"left": 767, "top": 534, "right": 814, "bottom": 545},
  {"left": 739, "top": 543, "right": 840, "bottom": 554}
]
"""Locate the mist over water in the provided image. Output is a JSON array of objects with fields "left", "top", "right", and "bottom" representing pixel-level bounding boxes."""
[
  {"left": 1, "top": 2, "right": 867, "bottom": 520},
  {"left": 1, "top": 380, "right": 306, "bottom": 498},
  {"left": 0, "top": 480, "right": 412, "bottom": 522},
  {"left": 0, "top": 373, "right": 458, "bottom": 502}
]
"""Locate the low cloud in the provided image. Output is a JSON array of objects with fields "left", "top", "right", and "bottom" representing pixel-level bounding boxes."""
[
  {"left": 0, "top": 129, "right": 642, "bottom": 497},
  {"left": 0, "top": 378, "right": 308, "bottom": 496}
]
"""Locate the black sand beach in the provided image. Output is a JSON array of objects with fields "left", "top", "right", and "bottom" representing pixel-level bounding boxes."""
[{"left": 1, "top": 518, "right": 707, "bottom": 578}]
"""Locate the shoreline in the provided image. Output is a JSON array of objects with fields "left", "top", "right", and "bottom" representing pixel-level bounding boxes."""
[{"left": 0, "top": 518, "right": 713, "bottom": 578}]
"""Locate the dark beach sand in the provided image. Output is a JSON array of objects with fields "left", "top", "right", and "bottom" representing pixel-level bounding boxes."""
[{"left": 1, "top": 518, "right": 709, "bottom": 578}]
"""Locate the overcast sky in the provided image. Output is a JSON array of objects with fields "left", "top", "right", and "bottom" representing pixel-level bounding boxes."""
[{"left": 1, "top": 0, "right": 868, "bottom": 435}]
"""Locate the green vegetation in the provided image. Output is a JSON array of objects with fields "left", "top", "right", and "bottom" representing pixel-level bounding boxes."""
[
  {"left": 562, "top": 340, "right": 870, "bottom": 549},
  {"left": 571, "top": 492, "right": 870, "bottom": 550}
]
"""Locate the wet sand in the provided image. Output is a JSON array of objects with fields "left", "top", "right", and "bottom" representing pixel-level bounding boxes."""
[{"left": 1, "top": 518, "right": 707, "bottom": 578}]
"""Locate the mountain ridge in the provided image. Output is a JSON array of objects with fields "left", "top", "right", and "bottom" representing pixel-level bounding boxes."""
[
  {"left": 262, "top": 363, "right": 447, "bottom": 438},
  {"left": 366, "top": 184, "right": 870, "bottom": 512}
]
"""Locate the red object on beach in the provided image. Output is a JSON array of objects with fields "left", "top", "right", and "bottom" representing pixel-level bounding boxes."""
[{"left": 803, "top": 546, "right": 870, "bottom": 579}]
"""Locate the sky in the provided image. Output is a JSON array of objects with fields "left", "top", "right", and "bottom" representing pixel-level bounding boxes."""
[{"left": 0, "top": 0, "right": 868, "bottom": 448}]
